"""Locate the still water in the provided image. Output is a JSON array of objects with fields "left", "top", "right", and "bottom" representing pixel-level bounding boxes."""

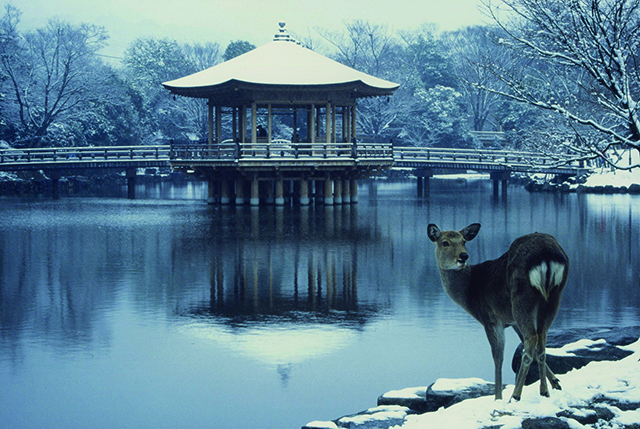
[{"left": 1, "top": 179, "right": 639, "bottom": 429}]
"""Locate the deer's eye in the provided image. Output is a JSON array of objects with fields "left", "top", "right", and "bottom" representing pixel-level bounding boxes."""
[{"left": 442, "top": 241, "right": 450, "bottom": 247}]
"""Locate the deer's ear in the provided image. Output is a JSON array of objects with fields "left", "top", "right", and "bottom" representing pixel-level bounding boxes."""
[
  {"left": 461, "top": 223, "right": 481, "bottom": 241},
  {"left": 427, "top": 224, "right": 441, "bottom": 242}
]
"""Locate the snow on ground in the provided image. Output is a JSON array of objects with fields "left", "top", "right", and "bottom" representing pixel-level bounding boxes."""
[
  {"left": 583, "top": 169, "right": 640, "bottom": 188},
  {"left": 393, "top": 339, "right": 640, "bottom": 429}
]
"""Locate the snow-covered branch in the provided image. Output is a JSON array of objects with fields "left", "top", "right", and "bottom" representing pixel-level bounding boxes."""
[{"left": 480, "top": 0, "right": 640, "bottom": 169}]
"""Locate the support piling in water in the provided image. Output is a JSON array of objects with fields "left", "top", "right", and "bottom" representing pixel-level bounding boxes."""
[{"left": 126, "top": 168, "right": 137, "bottom": 199}]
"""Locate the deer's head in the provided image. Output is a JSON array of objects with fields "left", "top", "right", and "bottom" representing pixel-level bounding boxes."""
[{"left": 428, "top": 223, "right": 481, "bottom": 270}]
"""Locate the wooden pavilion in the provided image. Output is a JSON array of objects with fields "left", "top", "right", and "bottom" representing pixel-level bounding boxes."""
[{"left": 163, "top": 23, "right": 399, "bottom": 205}]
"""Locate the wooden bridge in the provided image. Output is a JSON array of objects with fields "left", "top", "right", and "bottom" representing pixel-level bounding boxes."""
[{"left": 0, "top": 143, "right": 584, "bottom": 201}]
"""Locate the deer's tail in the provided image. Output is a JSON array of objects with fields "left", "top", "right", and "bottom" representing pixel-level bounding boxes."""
[{"left": 528, "top": 254, "right": 567, "bottom": 301}]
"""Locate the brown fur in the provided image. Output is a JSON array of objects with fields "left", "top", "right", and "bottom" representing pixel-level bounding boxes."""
[{"left": 427, "top": 223, "right": 568, "bottom": 401}]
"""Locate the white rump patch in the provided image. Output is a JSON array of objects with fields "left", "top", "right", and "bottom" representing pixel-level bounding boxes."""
[{"left": 529, "top": 261, "right": 565, "bottom": 300}]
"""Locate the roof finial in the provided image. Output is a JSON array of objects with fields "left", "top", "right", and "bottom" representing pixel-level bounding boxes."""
[{"left": 274, "top": 21, "right": 293, "bottom": 42}]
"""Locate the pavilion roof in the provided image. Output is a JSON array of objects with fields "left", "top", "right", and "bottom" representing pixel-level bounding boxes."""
[{"left": 162, "top": 27, "right": 399, "bottom": 101}]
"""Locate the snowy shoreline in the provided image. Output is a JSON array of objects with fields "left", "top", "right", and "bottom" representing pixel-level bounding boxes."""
[
  {"left": 525, "top": 169, "right": 640, "bottom": 194},
  {"left": 303, "top": 326, "right": 640, "bottom": 429}
]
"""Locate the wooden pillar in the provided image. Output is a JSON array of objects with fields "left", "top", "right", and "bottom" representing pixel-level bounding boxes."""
[
  {"left": 326, "top": 102, "right": 331, "bottom": 144},
  {"left": 215, "top": 105, "right": 222, "bottom": 143},
  {"left": 126, "top": 168, "right": 136, "bottom": 199},
  {"left": 49, "top": 170, "right": 61, "bottom": 200},
  {"left": 267, "top": 104, "right": 272, "bottom": 143},
  {"left": 208, "top": 100, "right": 214, "bottom": 146},
  {"left": 265, "top": 181, "right": 275, "bottom": 205},
  {"left": 350, "top": 179, "right": 358, "bottom": 204},
  {"left": 241, "top": 105, "right": 247, "bottom": 143},
  {"left": 292, "top": 109, "right": 298, "bottom": 142},
  {"left": 52, "top": 177, "right": 60, "bottom": 199},
  {"left": 250, "top": 175, "right": 259, "bottom": 206},
  {"left": 490, "top": 171, "right": 510, "bottom": 200},
  {"left": 310, "top": 104, "right": 316, "bottom": 143},
  {"left": 331, "top": 104, "right": 337, "bottom": 143},
  {"left": 220, "top": 179, "right": 231, "bottom": 205},
  {"left": 232, "top": 107, "right": 237, "bottom": 142},
  {"left": 275, "top": 177, "right": 285, "bottom": 206},
  {"left": 316, "top": 106, "right": 322, "bottom": 141},
  {"left": 342, "top": 107, "right": 347, "bottom": 142},
  {"left": 351, "top": 105, "right": 357, "bottom": 141},
  {"left": 334, "top": 177, "right": 342, "bottom": 205},
  {"left": 342, "top": 178, "right": 350, "bottom": 204},
  {"left": 208, "top": 179, "right": 217, "bottom": 204},
  {"left": 251, "top": 102, "right": 257, "bottom": 144},
  {"left": 314, "top": 180, "right": 323, "bottom": 204},
  {"left": 324, "top": 175, "right": 334, "bottom": 205},
  {"left": 300, "top": 179, "right": 310, "bottom": 206},
  {"left": 235, "top": 179, "right": 246, "bottom": 205}
]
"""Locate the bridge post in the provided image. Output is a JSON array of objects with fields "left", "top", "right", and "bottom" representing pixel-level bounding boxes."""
[
  {"left": 220, "top": 180, "right": 231, "bottom": 205},
  {"left": 299, "top": 179, "right": 310, "bottom": 206},
  {"left": 126, "top": 168, "right": 137, "bottom": 199},
  {"left": 416, "top": 170, "right": 432, "bottom": 198},
  {"left": 314, "top": 180, "right": 323, "bottom": 205},
  {"left": 235, "top": 179, "right": 246, "bottom": 205},
  {"left": 275, "top": 177, "right": 285, "bottom": 206},
  {"left": 324, "top": 176, "right": 334, "bottom": 205},
  {"left": 250, "top": 175, "right": 259, "bottom": 206},
  {"left": 490, "top": 171, "right": 511, "bottom": 199},
  {"left": 207, "top": 179, "right": 219, "bottom": 204},
  {"left": 350, "top": 179, "right": 358, "bottom": 204},
  {"left": 342, "top": 179, "right": 351, "bottom": 204},
  {"left": 264, "top": 181, "right": 275, "bottom": 205},
  {"left": 334, "top": 178, "right": 342, "bottom": 204},
  {"left": 46, "top": 170, "right": 61, "bottom": 199}
]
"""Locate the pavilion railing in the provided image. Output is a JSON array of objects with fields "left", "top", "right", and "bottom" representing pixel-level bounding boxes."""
[{"left": 169, "top": 141, "right": 393, "bottom": 161}]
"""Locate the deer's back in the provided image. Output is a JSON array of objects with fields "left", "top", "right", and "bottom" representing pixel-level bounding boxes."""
[{"left": 467, "top": 233, "right": 568, "bottom": 326}]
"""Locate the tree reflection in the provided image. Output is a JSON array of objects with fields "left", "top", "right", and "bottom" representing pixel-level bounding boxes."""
[{"left": 180, "top": 204, "right": 384, "bottom": 327}]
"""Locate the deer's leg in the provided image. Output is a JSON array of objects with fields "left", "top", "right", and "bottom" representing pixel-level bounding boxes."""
[
  {"left": 513, "top": 325, "right": 560, "bottom": 390},
  {"left": 484, "top": 324, "right": 505, "bottom": 400},
  {"left": 536, "top": 331, "right": 550, "bottom": 397},
  {"left": 539, "top": 305, "right": 563, "bottom": 392},
  {"left": 546, "top": 366, "right": 561, "bottom": 390},
  {"left": 512, "top": 332, "right": 538, "bottom": 401}
]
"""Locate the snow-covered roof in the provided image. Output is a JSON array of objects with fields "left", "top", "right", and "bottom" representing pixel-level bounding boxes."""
[{"left": 163, "top": 27, "right": 399, "bottom": 100}]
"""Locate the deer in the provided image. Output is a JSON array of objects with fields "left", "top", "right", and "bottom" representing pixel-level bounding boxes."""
[{"left": 427, "top": 223, "right": 568, "bottom": 401}]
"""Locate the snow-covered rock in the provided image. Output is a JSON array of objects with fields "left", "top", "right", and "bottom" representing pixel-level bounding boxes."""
[
  {"left": 303, "top": 326, "right": 640, "bottom": 429},
  {"left": 512, "top": 326, "right": 640, "bottom": 385}
]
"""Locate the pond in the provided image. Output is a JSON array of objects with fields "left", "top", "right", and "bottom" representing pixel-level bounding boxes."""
[{"left": 1, "top": 179, "right": 639, "bottom": 429}]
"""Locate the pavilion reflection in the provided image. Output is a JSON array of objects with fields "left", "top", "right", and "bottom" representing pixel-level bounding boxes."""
[
  {"left": 176, "top": 204, "right": 388, "bottom": 383},
  {"left": 182, "top": 204, "right": 384, "bottom": 326}
]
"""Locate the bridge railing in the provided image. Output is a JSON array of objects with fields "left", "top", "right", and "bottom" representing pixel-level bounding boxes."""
[
  {"left": 393, "top": 146, "right": 580, "bottom": 168},
  {"left": 0, "top": 143, "right": 582, "bottom": 172},
  {"left": 0, "top": 145, "right": 170, "bottom": 165}
]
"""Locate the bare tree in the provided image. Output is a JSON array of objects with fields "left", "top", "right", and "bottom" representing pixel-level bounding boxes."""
[
  {"left": 480, "top": 0, "right": 640, "bottom": 169},
  {"left": 447, "top": 26, "right": 509, "bottom": 132},
  {"left": 315, "top": 21, "right": 401, "bottom": 141},
  {"left": 0, "top": 5, "right": 108, "bottom": 147},
  {"left": 316, "top": 20, "right": 396, "bottom": 76}
]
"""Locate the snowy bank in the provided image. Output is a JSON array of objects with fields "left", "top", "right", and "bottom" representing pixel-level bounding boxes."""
[
  {"left": 303, "top": 326, "right": 640, "bottom": 429},
  {"left": 525, "top": 169, "right": 640, "bottom": 194}
]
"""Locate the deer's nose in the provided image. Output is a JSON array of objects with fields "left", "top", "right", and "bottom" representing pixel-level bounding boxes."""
[{"left": 458, "top": 253, "right": 469, "bottom": 262}]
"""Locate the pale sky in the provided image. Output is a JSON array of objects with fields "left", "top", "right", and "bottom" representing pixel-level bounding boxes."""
[{"left": 15, "top": 0, "right": 487, "bottom": 61}]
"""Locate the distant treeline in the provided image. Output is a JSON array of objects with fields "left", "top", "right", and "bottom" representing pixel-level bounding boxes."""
[{"left": 1, "top": 1, "right": 639, "bottom": 171}]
